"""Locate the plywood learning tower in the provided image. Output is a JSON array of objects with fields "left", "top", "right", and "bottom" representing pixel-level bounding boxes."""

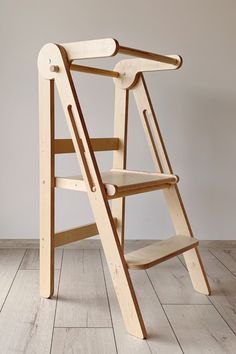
[{"left": 38, "top": 38, "right": 211, "bottom": 339}]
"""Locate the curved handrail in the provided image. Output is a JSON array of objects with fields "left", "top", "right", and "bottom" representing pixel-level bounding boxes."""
[{"left": 61, "top": 38, "right": 181, "bottom": 66}]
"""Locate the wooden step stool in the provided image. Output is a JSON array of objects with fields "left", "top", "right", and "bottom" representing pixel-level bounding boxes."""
[{"left": 38, "top": 38, "right": 211, "bottom": 339}]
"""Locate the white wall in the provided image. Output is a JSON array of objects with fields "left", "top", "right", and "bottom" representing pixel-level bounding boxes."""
[{"left": 0, "top": 0, "right": 235, "bottom": 240}]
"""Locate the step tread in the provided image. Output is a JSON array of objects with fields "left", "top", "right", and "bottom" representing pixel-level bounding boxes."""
[{"left": 125, "top": 235, "right": 198, "bottom": 269}]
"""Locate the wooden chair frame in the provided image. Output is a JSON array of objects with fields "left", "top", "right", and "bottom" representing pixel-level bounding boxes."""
[{"left": 38, "top": 38, "right": 211, "bottom": 339}]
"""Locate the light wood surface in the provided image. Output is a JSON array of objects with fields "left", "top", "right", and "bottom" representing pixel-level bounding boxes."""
[
  {"left": 0, "top": 246, "right": 235, "bottom": 353},
  {"left": 101, "top": 251, "right": 182, "bottom": 354},
  {"left": 60, "top": 38, "right": 181, "bottom": 66},
  {"left": 210, "top": 249, "right": 236, "bottom": 273},
  {"left": 20, "top": 249, "right": 62, "bottom": 270},
  {"left": 61, "top": 38, "right": 118, "bottom": 61},
  {"left": 55, "top": 169, "right": 178, "bottom": 198},
  {"left": 147, "top": 256, "right": 210, "bottom": 304},
  {"left": 164, "top": 305, "right": 236, "bottom": 353},
  {"left": 125, "top": 235, "right": 198, "bottom": 269},
  {"left": 118, "top": 45, "right": 180, "bottom": 66},
  {"left": 1, "top": 239, "right": 236, "bottom": 249},
  {"left": 39, "top": 75, "right": 55, "bottom": 299},
  {"left": 38, "top": 39, "right": 210, "bottom": 339},
  {"left": 0, "top": 249, "right": 25, "bottom": 310},
  {"left": 0, "top": 238, "right": 236, "bottom": 251},
  {"left": 71, "top": 63, "right": 119, "bottom": 78},
  {"left": 132, "top": 74, "right": 211, "bottom": 296},
  {"left": 0, "top": 269, "right": 59, "bottom": 354},
  {"left": 54, "top": 222, "right": 99, "bottom": 247},
  {"left": 51, "top": 328, "right": 117, "bottom": 354},
  {"left": 112, "top": 87, "right": 129, "bottom": 247},
  {"left": 114, "top": 57, "right": 181, "bottom": 89},
  {"left": 55, "top": 249, "right": 111, "bottom": 327},
  {"left": 198, "top": 250, "right": 236, "bottom": 334},
  {"left": 39, "top": 42, "right": 146, "bottom": 338},
  {"left": 54, "top": 137, "right": 119, "bottom": 154}
]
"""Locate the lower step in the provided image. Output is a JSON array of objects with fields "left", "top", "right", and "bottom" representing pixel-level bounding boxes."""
[{"left": 125, "top": 235, "right": 199, "bottom": 270}]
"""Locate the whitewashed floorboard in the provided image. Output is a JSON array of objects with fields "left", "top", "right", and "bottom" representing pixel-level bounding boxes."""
[
  {"left": 51, "top": 328, "right": 117, "bottom": 354},
  {"left": 164, "top": 304, "right": 236, "bottom": 353},
  {"left": 55, "top": 249, "right": 111, "bottom": 327},
  {"left": 198, "top": 250, "right": 236, "bottom": 335},
  {"left": 210, "top": 249, "right": 236, "bottom": 274},
  {"left": 0, "top": 249, "right": 26, "bottom": 310},
  {"left": 147, "top": 256, "right": 210, "bottom": 304},
  {"left": 101, "top": 252, "right": 182, "bottom": 354},
  {"left": 0, "top": 270, "right": 59, "bottom": 354},
  {"left": 1, "top": 243, "right": 236, "bottom": 353},
  {"left": 20, "top": 249, "right": 63, "bottom": 270}
]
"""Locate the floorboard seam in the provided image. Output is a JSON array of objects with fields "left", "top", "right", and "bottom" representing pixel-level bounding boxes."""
[
  {"left": 179, "top": 249, "right": 236, "bottom": 337},
  {"left": 50, "top": 249, "right": 64, "bottom": 354},
  {"left": 53, "top": 326, "right": 115, "bottom": 329},
  {"left": 207, "top": 295, "right": 236, "bottom": 337},
  {"left": 145, "top": 270, "right": 184, "bottom": 353},
  {"left": 208, "top": 249, "right": 236, "bottom": 278},
  {"left": 0, "top": 248, "right": 27, "bottom": 312},
  {"left": 99, "top": 249, "right": 118, "bottom": 354}
]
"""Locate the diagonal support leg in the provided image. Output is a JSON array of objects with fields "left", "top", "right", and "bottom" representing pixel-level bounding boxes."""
[
  {"left": 90, "top": 191, "right": 147, "bottom": 338},
  {"left": 39, "top": 75, "right": 55, "bottom": 298},
  {"left": 40, "top": 43, "right": 147, "bottom": 338},
  {"left": 132, "top": 74, "right": 211, "bottom": 295}
]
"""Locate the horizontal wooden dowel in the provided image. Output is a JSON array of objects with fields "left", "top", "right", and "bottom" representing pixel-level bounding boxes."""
[
  {"left": 118, "top": 46, "right": 180, "bottom": 66},
  {"left": 70, "top": 64, "right": 119, "bottom": 78}
]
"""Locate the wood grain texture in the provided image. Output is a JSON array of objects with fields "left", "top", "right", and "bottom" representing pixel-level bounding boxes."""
[
  {"left": 112, "top": 87, "right": 128, "bottom": 247},
  {"left": 101, "top": 252, "right": 182, "bottom": 354},
  {"left": 118, "top": 46, "right": 180, "bottom": 66},
  {"left": 54, "top": 137, "right": 119, "bottom": 154},
  {"left": 38, "top": 40, "right": 210, "bottom": 338},
  {"left": 132, "top": 74, "right": 211, "bottom": 295},
  {"left": 45, "top": 44, "right": 146, "bottom": 337},
  {"left": 39, "top": 75, "right": 55, "bottom": 298},
  {"left": 54, "top": 223, "right": 99, "bottom": 247},
  {"left": 164, "top": 304, "right": 236, "bottom": 353},
  {"left": 0, "top": 270, "right": 59, "bottom": 354},
  {"left": 147, "top": 256, "right": 210, "bottom": 304},
  {"left": 125, "top": 235, "right": 198, "bottom": 269},
  {"left": 55, "top": 249, "right": 111, "bottom": 327},
  {"left": 0, "top": 249, "right": 25, "bottom": 310},
  {"left": 199, "top": 250, "right": 236, "bottom": 334},
  {"left": 20, "top": 249, "right": 62, "bottom": 270},
  {"left": 61, "top": 38, "right": 118, "bottom": 61},
  {"left": 210, "top": 249, "right": 236, "bottom": 273},
  {"left": 1, "top": 239, "right": 235, "bottom": 249},
  {"left": 114, "top": 57, "right": 181, "bottom": 89},
  {"left": 71, "top": 63, "right": 119, "bottom": 78},
  {"left": 51, "top": 328, "right": 117, "bottom": 354},
  {"left": 56, "top": 170, "right": 177, "bottom": 197},
  {"left": 0, "top": 244, "right": 236, "bottom": 352}
]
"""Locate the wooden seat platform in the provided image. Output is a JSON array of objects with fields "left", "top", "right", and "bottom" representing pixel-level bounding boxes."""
[
  {"left": 125, "top": 235, "right": 199, "bottom": 269},
  {"left": 55, "top": 169, "right": 178, "bottom": 198}
]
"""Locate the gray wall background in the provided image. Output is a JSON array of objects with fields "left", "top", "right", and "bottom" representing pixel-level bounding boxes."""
[{"left": 0, "top": 0, "right": 235, "bottom": 240}]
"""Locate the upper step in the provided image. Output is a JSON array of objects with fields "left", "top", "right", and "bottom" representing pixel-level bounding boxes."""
[{"left": 55, "top": 169, "right": 178, "bottom": 199}]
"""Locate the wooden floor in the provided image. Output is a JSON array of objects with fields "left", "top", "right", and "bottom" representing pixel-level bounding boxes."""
[{"left": 0, "top": 241, "right": 236, "bottom": 353}]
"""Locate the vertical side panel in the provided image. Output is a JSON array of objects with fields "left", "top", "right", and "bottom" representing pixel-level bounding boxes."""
[
  {"left": 112, "top": 88, "right": 129, "bottom": 247},
  {"left": 132, "top": 74, "right": 211, "bottom": 295},
  {"left": 39, "top": 75, "right": 55, "bottom": 298}
]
